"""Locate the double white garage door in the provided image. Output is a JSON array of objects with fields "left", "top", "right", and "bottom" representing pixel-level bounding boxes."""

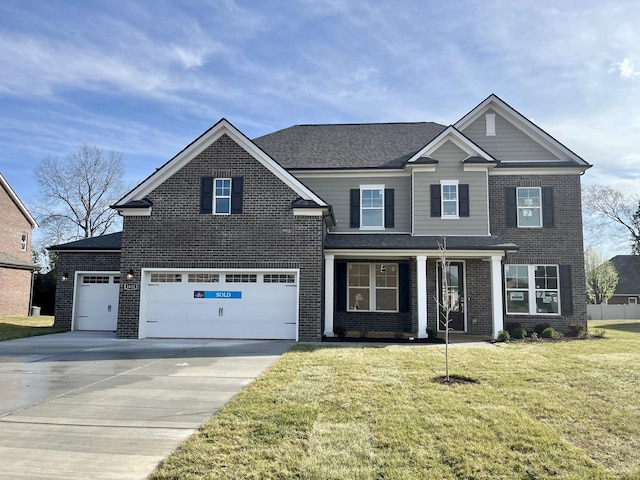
[
  {"left": 140, "top": 270, "right": 299, "bottom": 340},
  {"left": 73, "top": 270, "right": 299, "bottom": 340}
]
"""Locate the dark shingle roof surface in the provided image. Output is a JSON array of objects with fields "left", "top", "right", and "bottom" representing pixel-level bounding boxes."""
[
  {"left": 48, "top": 232, "right": 123, "bottom": 251},
  {"left": 253, "top": 122, "right": 447, "bottom": 169},
  {"left": 610, "top": 255, "right": 640, "bottom": 294},
  {"left": 0, "top": 251, "right": 36, "bottom": 269}
]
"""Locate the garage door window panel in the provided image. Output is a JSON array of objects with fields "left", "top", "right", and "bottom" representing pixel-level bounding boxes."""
[
  {"left": 150, "top": 273, "right": 182, "bottom": 283},
  {"left": 226, "top": 274, "right": 257, "bottom": 283},
  {"left": 188, "top": 273, "right": 219, "bottom": 283}
]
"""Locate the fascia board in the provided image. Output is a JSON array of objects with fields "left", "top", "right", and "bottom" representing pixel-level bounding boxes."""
[
  {"left": 455, "top": 94, "right": 589, "bottom": 166},
  {"left": 325, "top": 248, "right": 509, "bottom": 258},
  {"left": 0, "top": 173, "right": 38, "bottom": 227},
  {"left": 116, "top": 119, "right": 327, "bottom": 207},
  {"left": 406, "top": 127, "right": 496, "bottom": 163}
]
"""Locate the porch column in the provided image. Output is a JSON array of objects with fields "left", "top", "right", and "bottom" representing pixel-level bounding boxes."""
[
  {"left": 324, "top": 254, "right": 335, "bottom": 337},
  {"left": 490, "top": 255, "right": 504, "bottom": 339},
  {"left": 417, "top": 255, "right": 427, "bottom": 338}
]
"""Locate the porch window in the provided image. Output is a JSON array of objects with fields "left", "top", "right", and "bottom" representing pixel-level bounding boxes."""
[
  {"left": 347, "top": 263, "right": 398, "bottom": 312},
  {"left": 505, "top": 265, "right": 559, "bottom": 315}
]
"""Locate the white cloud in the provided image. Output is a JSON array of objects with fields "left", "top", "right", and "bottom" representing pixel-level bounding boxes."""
[{"left": 612, "top": 58, "right": 640, "bottom": 79}]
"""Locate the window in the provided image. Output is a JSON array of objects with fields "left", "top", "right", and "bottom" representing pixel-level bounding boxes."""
[
  {"left": 360, "top": 186, "right": 384, "bottom": 229},
  {"left": 264, "top": 274, "right": 295, "bottom": 283},
  {"left": 82, "top": 276, "right": 110, "bottom": 284},
  {"left": 188, "top": 273, "right": 219, "bottom": 283},
  {"left": 113, "top": 276, "right": 120, "bottom": 284},
  {"left": 630, "top": 297, "right": 638, "bottom": 305},
  {"left": 226, "top": 274, "right": 257, "bottom": 283},
  {"left": 505, "top": 265, "right": 559, "bottom": 315},
  {"left": 517, "top": 187, "right": 542, "bottom": 227},
  {"left": 347, "top": 263, "right": 398, "bottom": 312},
  {"left": 441, "top": 180, "right": 459, "bottom": 218},
  {"left": 214, "top": 178, "right": 231, "bottom": 215},
  {"left": 150, "top": 273, "right": 182, "bottom": 283},
  {"left": 20, "top": 234, "right": 27, "bottom": 252}
]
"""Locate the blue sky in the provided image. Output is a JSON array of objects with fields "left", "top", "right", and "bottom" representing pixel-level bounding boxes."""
[{"left": 1, "top": 1, "right": 639, "bottom": 219}]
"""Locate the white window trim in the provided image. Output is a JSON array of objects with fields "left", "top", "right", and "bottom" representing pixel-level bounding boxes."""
[
  {"left": 20, "top": 233, "right": 27, "bottom": 252},
  {"left": 214, "top": 178, "right": 232, "bottom": 215},
  {"left": 505, "top": 264, "right": 561, "bottom": 316},
  {"left": 516, "top": 186, "right": 542, "bottom": 228},
  {"left": 359, "top": 184, "right": 385, "bottom": 230},
  {"left": 629, "top": 297, "right": 638, "bottom": 305},
  {"left": 440, "top": 179, "right": 459, "bottom": 219},
  {"left": 347, "top": 262, "right": 398, "bottom": 312}
]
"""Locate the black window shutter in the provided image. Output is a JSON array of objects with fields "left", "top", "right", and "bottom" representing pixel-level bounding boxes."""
[
  {"left": 542, "top": 187, "right": 554, "bottom": 227},
  {"left": 384, "top": 188, "right": 394, "bottom": 228},
  {"left": 459, "top": 184, "right": 470, "bottom": 217},
  {"left": 231, "top": 177, "right": 243, "bottom": 214},
  {"left": 398, "top": 263, "right": 410, "bottom": 313},
  {"left": 350, "top": 189, "right": 360, "bottom": 228},
  {"left": 560, "top": 265, "right": 573, "bottom": 315},
  {"left": 335, "top": 262, "right": 347, "bottom": 312},
  {"left": 200, "top": 177, "right": 213, "bottom": 214},
  {"left": 506, "top": 187, "right": 517, "bottom": 227},
  {"left": 430, "top": 184, "right": 441, "bottom": 217}
]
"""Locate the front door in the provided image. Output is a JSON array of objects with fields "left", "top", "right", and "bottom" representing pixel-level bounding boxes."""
[{"left": 438, "top": 261, "right": 465, "bottom": 331}]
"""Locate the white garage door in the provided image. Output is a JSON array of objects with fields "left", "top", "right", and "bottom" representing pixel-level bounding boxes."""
[
  {"left": 75, "top": 273, "right": 120, "bottom": 331},
  {"left": 142, "top": 270, "right": 298, "bottom": 339}
]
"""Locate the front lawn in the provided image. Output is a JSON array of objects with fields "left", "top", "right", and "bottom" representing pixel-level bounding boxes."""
[
  {"left": 151, "top": 321, "right": 640, "bottom": 479},
  {"left": 0, "top": 315, "right": 64, "bottom": 341}
]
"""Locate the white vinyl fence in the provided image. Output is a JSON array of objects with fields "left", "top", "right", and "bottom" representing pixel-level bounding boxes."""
[{"left": 587, "top": 304, "right": 640, "bottom": 320}]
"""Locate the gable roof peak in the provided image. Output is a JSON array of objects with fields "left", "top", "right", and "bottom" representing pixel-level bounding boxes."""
[{"left": 0, "top": 172, "right": 38, "bottom": 228}]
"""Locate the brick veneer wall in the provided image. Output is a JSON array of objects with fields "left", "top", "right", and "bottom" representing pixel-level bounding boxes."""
[
  {"left": 489, "top": 174, "right": 588, "bottom": 333},
  {"left": 53, "top": 252, "right": 122, "bottom": 330},
  {"left": 0, "top": 182, "right": 35, "bottom": 316},
  {"left": 118, "top": 134, "right": 325, "bottom": 340}
]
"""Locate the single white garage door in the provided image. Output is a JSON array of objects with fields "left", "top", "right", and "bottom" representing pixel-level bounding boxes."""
[
  {"left": 75, "top": 273, "right": 120, "bottom": 331},
  {"left": 142, "top": 270, "right": 298, "bottom": 339}
]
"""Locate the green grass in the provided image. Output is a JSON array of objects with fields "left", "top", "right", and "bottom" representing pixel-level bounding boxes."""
[
  {"left": 149, "top": 321, "right": 640, "bottom": 479},
  {"left": 0, "top": 315, "right": 64, "bottom": 341}
]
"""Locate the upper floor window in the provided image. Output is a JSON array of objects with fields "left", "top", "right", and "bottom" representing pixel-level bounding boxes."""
[
  {"left": 360, "top": 185, "right": 384, "bottom": 229},
  {"left": 441, "top": 180, "right": 459, "bottom": 218},
  {"left": 517, "top": 187, "right": 541, "bottom": 227},
  {"left": 20, "top": 234, "right": 27, "bottom": 252},
  {"left": 214, "top": 178, "right": 231, "bottom": 215}
]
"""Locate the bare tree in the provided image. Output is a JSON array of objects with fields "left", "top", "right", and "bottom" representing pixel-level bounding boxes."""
[
  {"left": 435, "top": 237, "right": 454, "bottom": 382},
  {"left": 584, "top": 248, "right": 618, "bottom": 304},
  {"left": 583, "top": 185, "right": 640, "bottom": 254},
  {"left": 33, "top": 145, "right": 126, "bottom": 243}
]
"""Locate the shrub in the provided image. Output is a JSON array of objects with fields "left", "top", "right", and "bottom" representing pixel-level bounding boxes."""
[
  {"left": 505, "top": 322, "right": 522, "bottom": 335},
  {"left": 590, "top": 328, "right": 606, "bottom": 338},
  {"left": 569, "top": 323, "right": 587, "bottom": 338},
  {"left": 530, "top": 332, "right": 539, "bottom": 341},
  {"left": 426, "top": 328, "right": 438, "bottom": 339},
  {"left": 552, "top": 330, "right": 564, "bottom": 340},
  {"left": 497, "top": 330, "right": 510, "bottom": 342},
  {"left": 541, "top": 327, "right": 556, "bottom": 338},
  {"left": 511, "top": 327, "right": 527, "bottom": 339},
  {"left": 333, "top": 324, "right": 347, "bottom": 339},
  {"left": 534, "top": 323, "right": 552, "bottom": 336}
]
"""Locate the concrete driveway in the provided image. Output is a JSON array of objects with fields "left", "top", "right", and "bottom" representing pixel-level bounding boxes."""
[{"left": 0, "top": 332, "right": 292, "bottom": 480}]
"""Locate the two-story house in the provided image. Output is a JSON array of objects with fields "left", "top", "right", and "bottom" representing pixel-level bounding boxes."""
[
  {"left": 50, "top": 95, "right": 590, "bottom": 340},
  {"left": 0, "top": 173, "right": 38, "bottom": 316}
]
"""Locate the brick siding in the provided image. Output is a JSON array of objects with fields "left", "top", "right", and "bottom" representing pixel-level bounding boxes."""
[
  {"left": 117, "top": 134, "right": 325, "bottom": 340},
  {"left": 489, "top": 174, "right": 588, "bottom": 333}
]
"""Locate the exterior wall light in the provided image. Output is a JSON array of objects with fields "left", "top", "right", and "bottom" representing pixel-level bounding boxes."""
[
  {"left": 127, "top": 269, "right": 135, "bottom": 280},
  {"left": 62, "top": 272, "right": 69, "bottom": 282}
]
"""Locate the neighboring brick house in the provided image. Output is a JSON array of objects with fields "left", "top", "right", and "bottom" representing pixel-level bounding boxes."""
[
  {"left": 0, "top": 173, "right": 38, "bottom": 316},
  {"left": 50, "top": 94, "right": 590, "bottom": 340},
  {"left": 608, "top": 255, "right": 640, "bottom": 305}
]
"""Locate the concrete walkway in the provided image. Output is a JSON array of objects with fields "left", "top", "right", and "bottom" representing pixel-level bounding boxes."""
[{"left": 0, "top": 332, "right": 292, "bottom": 480}]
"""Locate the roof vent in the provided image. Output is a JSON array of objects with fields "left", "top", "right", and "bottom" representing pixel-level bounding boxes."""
[{"left": 485, "top": 113, "right": 496, "bottom": 136}]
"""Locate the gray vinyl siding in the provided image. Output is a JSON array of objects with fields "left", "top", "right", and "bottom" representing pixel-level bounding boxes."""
[
  {"left": 413, "top": 140, "right": 489, "bottom": 236},
  {"left": 295, "top": 175, "right": 411, "bottom": 232},
  {"left": 461, "top": 109, "right": 560, "bottom": 161}
]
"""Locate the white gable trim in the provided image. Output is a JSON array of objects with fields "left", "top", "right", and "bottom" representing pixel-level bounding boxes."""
[
  {"left": 116, "top": 119, "right": 326, "bottom": 207},
  {"left": 454, "top": 94, "right": 589, "bottom": 166},
  {"left": 406, "top": 126, "right": 496, "bottom": 163},
  {"left": 0, "top": 173, "right": 38, "bottom": 227}
]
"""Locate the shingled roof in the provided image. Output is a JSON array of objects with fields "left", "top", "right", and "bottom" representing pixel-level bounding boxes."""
[
  {"left": 48, "top": 232, "right": 123, "bottom": 252},
  {"left": 253, "top": 122, "right": 447, "bottom": 169},
  {"left": 610, "top": 255, "right": 640, "bottom": 295}
]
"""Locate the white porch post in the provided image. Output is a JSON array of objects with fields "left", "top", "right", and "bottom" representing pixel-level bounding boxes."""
[
  {"left": 324, "top": 254, "right": 335, "bottom": 337},
  {"left": 417, "top": 255, "right": 427, "bottom": 338},
  {"left": 491, "top": 255, "right": 504, "bottom": 339}
]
